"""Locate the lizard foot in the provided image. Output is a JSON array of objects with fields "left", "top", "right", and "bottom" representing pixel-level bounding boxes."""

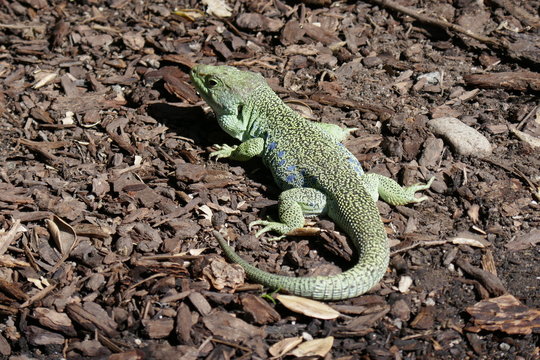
[
  {"left": 248, "top": 220, "right": 291, "bottom": 241},
  {"left": 406, "top": 176, "right": 435, "bottom": 203},
  {"left": 209, "top": 144, "right": 237, "bottom": 160}
]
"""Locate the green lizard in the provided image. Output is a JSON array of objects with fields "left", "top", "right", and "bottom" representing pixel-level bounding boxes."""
[{"left": 190, "top": 65, "right": 433, "bottom": 300}]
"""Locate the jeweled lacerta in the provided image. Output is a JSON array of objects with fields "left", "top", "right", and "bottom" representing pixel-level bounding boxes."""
[{"left": 190, "top": 65, "right": 433, "bottom": 300}]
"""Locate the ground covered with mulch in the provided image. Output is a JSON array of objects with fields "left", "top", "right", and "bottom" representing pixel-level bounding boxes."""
[{"left": 1, "top": 0, "right": 539, "bottom": 359}]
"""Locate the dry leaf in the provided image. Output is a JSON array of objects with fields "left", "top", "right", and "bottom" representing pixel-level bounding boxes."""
[
  {"left": 290, "top": 336, "right": 334, "bottom": 357},
  {"left": 198, "top": 204, "right": 213, "bottom": 220},
  {"left": 46, "top": 215, "right": 77, "bottom": 255},
  {"left": 33, "top": 72, "right": 57, "bottom": 89},
  {"left": 450, "top": 235, "right": 489, "bottom": 248},
  {"left": 172, "top": 9, "right": 205, "bottom": 22},
  {"left": 188, "top": 247, "right": 207, "bottom": 256},
  {"left": 201, "top": 0, "right": 231, "bottom": 18},
  {"left": 268, "top": 336, "right": 303, "bottom": 358},
  {"left": 27, "top": 277, "right": 45, "bottom": 290},
  {"left": 398, "top": 275, "right": 413, "bottom": 293},
  {"left": 275, "top": 294, "right": 340, "bottom": 320}
]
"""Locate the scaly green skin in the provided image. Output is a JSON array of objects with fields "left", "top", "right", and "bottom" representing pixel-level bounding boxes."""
[{"left": 191, "top": 65, "right": 433, "bottom": 300}]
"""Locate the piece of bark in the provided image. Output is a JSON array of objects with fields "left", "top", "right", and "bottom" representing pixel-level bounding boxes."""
[
  {"left": 26, "top": 325, "right": 64, "bottom": 346},
  {"left": 30, "top": 107, "right": 55, "bottom": 124},
  {"left": 108, "top": 349, "right": 146, "bottom": 360},
  {"left": 466, "top": 294, "right": 540, "bottom": 335},
  {"left": 504, "top": 229, "right": 540, "bottom": 251},
  {"left": 176, "top": 302, "right": 193, "bottom": 345},
  {"left": 341, "top": 305, "right": 390, "bottom": 333},
  {"left": 60, "top": 73, "right": 80, "bottom": 97},
  {"left": 410, "top": 306, "right": 435, "bottom": 330},
  {"left": 143, "top": 318, "right": 174, "bottom": 339},
  {"left": 202, "top": 311, "right": 265, "bottom": 342},
  {"left": 188, "top": 292, "right": 212, "bottom": 316},
  {"left": 65, "top": 303, "right": 119, "bottom": 337},
  {"left": 464, "top": 72, "right": 540, "bottom": 92},
  {"left": 488, "top": 0, "right": 540, "bottom": 28},
  {"left": 0, "top": 333, "right": 10, "bottom": 356},
  {"left": 51, "top": 20, "right": 70, "bottom": 48},
  {"left": 34, "top": 307, "right": 77, "bottom": 337},
  {"left": 0, "top": 278, "right": 29, "bottom": 301},
  {"left": 240, "top": 294, "right": 281, "bottom": 325},
  {"left": 236, "top": 13, "right": 284, "bottom": 32}
]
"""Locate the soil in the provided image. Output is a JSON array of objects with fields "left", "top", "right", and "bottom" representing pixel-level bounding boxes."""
[{"left": 0, "top": 0, "right": 539, "bottom": 359}]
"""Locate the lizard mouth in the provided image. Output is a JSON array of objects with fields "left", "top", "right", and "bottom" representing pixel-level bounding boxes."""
[
  {"left": 190, "top": 68, "right": 212, "bottom": 104},
  {"left": 189, "top": 68, "right": 204, "bottom": 92}
]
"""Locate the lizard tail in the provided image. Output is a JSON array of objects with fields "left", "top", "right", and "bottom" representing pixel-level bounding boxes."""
[{"left": 213, "top": 198, "right": 389, "bottom": 301}]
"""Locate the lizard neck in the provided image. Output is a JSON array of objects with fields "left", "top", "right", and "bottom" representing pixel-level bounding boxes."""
[{"left": 216, "top": 85, "right": 275, "bottom": 141}]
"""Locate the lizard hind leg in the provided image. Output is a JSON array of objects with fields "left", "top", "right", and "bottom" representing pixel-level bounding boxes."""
[
  {"left": 361, "top": 173, "right": 434, "bottom": 206},
  {"left": 312, "top": 122, "right": 357, "bottom": 143},
  {"left": 249, "top": 187, "right": 328, "bottom": 240}
]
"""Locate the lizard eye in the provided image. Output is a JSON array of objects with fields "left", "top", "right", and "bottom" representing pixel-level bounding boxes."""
[{"left": 206, "top": 77, "right": 220, "bottom": 88}]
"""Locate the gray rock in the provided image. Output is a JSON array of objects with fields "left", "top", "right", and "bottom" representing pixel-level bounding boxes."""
[{"left": 427, "top": 117, "right": 492, "bottom": 157}]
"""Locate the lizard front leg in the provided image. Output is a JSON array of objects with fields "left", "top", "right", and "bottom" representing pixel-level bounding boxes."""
[
  {"left": 210, "top": 137, "right": 264, "bottom": 161},
  {"left": 249, "top": 187, "right": 328, "bottom": 239}
]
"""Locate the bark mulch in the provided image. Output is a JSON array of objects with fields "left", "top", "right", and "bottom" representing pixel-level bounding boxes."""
[{"left": 0, "top": 0, "right": 539, "bottom": 359}]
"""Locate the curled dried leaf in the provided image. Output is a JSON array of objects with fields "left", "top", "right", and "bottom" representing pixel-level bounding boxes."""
[
  {"left": 46, "top": 215, "right": 77, "bottom": 255},
  {"left": 450, "top": 236, "right": 489, "bottom": 248},
  {"left": 172, "top": 9, "right": 205, "bottom": 22}
]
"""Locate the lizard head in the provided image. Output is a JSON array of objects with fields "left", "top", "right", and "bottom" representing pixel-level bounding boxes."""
[{"left": 190, "top": 65, "right": 266, "bottom": 116}]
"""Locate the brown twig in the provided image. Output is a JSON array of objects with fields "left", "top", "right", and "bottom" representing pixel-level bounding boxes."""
[
  {"left": 211, "top": 337, "right": 253, "bottom": 354},
  {"left": 19, "top": 282, "right": 57, "bottom": 308}
]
